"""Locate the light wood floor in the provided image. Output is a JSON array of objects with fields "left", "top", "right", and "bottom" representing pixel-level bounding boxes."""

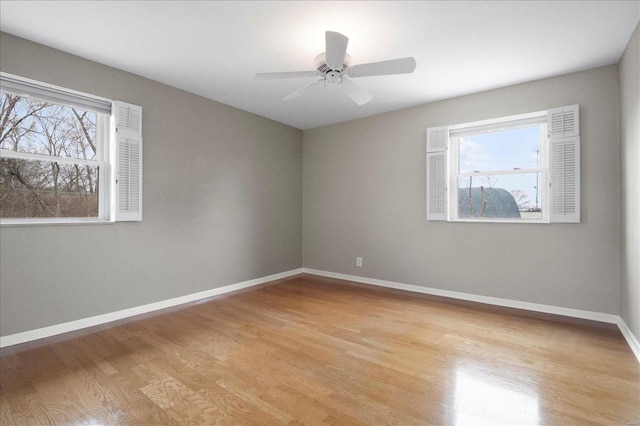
[{"left": 1, "top": 274, "right": 638, "bottom": 425}]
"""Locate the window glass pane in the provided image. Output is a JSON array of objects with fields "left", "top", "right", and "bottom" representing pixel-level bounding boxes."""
[
  {"left": 458, "top": 173, "right": 542, "bottom": 219},
  {"left": 459, "top": 126, "right": 541, "bottom": 173},
  {"left": 0, "top": 158, "right": 99, "bottom": 218},
  {"left": 0, "top": 92, "right": 97, "bottom": 160}
]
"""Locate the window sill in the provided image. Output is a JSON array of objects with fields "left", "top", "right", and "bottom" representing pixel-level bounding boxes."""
[
  {"left": 450, "top": 218, "right": 549, "bottom": 224},
  {"left": 0, "top": 219, "right": 115, "bottom": 227}
]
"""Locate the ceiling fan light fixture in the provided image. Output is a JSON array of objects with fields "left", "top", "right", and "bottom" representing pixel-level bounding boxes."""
[{"left": 313, "top": 52, "right": 352, "bottom": 74}]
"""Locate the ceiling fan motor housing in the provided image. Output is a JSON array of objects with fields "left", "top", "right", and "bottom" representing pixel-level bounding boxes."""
[{"left": 314, "top": 52, "right": 352, "bottom": 84}]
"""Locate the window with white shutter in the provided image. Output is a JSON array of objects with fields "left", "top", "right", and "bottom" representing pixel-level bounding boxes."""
[
  {"left": 426, "top": 105, "right": 579, "bottom": 224},
  {"left": 0, "top": 72, "right": 142, "bottom": 224}
]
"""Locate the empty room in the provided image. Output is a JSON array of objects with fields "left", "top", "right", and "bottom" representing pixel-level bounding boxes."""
[{"left": 1, "top": 1, "right": 639, "bottom": 424}]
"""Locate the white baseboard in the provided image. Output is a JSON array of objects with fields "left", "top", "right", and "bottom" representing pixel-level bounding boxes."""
[
  {"left": 0, "top": 268, "right": 304, "bottom": 349},
  {"left": 617, "top": 318, "right": 640, "bottom": 363},
  {"left": 4, "top": 267, "right": 638, "bottom": 364},
  {"left": 302, "top": 268, "right": 619, "bottom": 323},
  {"left": 302, "top": 268, "right": 640, "bottom": 364}
]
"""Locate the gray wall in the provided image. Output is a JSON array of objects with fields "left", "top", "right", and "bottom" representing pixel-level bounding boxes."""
[
  {"left": 619, "top": 23, "right": 640, "bottom": 342},
  {"left": 0, "top": 33, "right": 303, "bottom": 336},
  {"left": 304, "top": 65, "right": 621, "bottom": 314}
]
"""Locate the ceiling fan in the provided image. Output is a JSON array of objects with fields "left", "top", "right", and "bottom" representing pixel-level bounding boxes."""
[{"left": 255, "top": 31, "right": 417, "bottom": 106}]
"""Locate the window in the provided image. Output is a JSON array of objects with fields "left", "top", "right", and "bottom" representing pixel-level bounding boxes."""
[
  {"left": 0, "top": 73, "right": 142, "bottom": 224},
  {"left": 452, "top": 119, "right": 547, "bottom": 221},
  {"left": 427, "top": 105, "right": 580, "bottom": 223}
]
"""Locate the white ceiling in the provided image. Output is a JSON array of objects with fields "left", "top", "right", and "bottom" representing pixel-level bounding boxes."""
[{"left": 1, "top": 1, "right": 638, "bottom": 130}]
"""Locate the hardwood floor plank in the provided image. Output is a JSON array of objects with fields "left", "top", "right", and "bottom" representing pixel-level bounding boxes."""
[
  {"left": 1, "top": 274, "right": 638, "bottom": 425},
  {"left": 2, "top": 384, "right": 54, "bottom": 425},
  {"left": 258, "top": 385, "right": 333, "bottom": 425},
  {"left": 0, "top": 395, "right": 15, "bottom": 425}
]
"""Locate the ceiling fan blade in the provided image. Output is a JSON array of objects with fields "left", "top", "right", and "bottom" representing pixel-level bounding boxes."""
[
  {"left": 325, "top": 31, "right": 349, "bottom": 70},
  {"left": 283, "top": 79, "right": 325, "bottom": 101},
  {"left": 340, "top": 78, "right": 372, "bottom": 106},
  {"left": 348, "top": 57, "right": 417, "bottom": 78},
  {"left": 255, "top": 71, "right": 319, "bottom": 80}
]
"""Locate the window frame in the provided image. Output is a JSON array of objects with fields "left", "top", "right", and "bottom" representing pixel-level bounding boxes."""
[
  {"left": 448, "top": 113, "right": 549, "bottom": 223},
  {"left": 0, "top": 73, "right": 140, "bottom": 226}
]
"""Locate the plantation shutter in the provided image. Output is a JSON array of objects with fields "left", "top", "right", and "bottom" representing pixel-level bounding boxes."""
[
  {"left": 114, "top": 101, "right": 142, "bottom": 221},
  {"left": 426, "top": 127, "right": 448, "bottom": 221},
  {"left": 548, "top": 105, "right": 579, "bottom": 223},
  {"left": 548, "top": 104, "right": 579, "bottom": 138}
]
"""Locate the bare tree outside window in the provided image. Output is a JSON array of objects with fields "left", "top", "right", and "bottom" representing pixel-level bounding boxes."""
[{"left": 0, "top": 92, "right": 100, "bottom": 218}]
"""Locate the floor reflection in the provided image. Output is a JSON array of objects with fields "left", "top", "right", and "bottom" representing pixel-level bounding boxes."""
[{"left": 453, "top": 366, "right": 540, "bottom": 426}]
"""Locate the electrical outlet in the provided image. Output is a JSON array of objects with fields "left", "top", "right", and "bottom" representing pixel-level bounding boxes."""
[{"left": 356, "top": 257, "right": 363, "bottom": 267}]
